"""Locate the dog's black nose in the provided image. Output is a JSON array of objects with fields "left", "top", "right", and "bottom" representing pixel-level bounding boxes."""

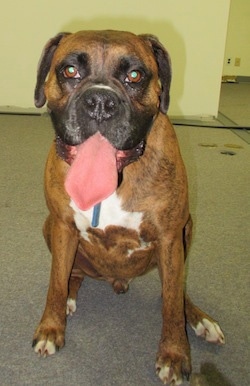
[{"left": 83, "top": 88, "right": 119, "bottom": 123}]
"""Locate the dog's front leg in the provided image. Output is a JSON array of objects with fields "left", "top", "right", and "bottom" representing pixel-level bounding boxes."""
[
  {"left": 33, "top": 219, "right": 78, "bottom": 357},
  {"left": 156, "top": 233, "right": 191, "bottom": 385}
]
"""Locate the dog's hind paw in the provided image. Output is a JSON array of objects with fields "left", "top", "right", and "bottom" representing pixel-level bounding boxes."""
[
  {"left": 193, "top": 318, "right": 225, "bottom": 345},
  {"left": 66, "top": 298, "right": 77, "bottom": 316}
]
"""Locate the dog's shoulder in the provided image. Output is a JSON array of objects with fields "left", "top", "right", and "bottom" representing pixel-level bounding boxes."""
[{"left": 44, "top": 143, "right": 72, "bottom": 220}]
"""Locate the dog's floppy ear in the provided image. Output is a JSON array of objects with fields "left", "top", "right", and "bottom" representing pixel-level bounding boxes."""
[
  {"left": 140, "top": 34, "right": 172, "bottom": 114},
  {"left": 34, "top": 32, "right": 71, "bottom": 108}
]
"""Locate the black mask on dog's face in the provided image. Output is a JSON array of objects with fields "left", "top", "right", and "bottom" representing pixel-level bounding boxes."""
[{"left": 34, "top": 30, "right": 172, "bottom": 150}]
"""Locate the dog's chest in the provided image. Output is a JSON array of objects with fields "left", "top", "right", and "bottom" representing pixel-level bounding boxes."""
[
  {"left": 70, "top": 193, "right": 155, "bottom": 278},
  {"left": 70, "top": 193, "right": 143, "bottom": 239}
]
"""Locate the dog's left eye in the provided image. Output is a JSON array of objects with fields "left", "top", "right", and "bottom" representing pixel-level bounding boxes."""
[
  {"left": 63, "top": 66, "right": 81, "bottom": 79},
  {"left": 125, "top": 70, "right": 142, "bottom": 83}
]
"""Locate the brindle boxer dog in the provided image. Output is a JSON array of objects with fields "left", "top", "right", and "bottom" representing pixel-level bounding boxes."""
[{"left": 32, "top": 30, "right": 225, "bottom": 385}]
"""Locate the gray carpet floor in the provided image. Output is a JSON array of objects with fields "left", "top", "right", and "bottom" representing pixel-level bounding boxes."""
[
  {"left": 219, "top": 82, "right": 250, "bottom": 127},
  {"left": 0, "top": 84, "right": 249, "bottom": 385}
]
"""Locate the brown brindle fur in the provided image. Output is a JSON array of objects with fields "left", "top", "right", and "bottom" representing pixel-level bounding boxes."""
[{"left": 33, "top": 30, "right": 224, "bottom": 385}]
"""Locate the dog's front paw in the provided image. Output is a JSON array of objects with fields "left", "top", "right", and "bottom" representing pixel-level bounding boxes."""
[
  {"left": 155, "top": 340, "right": 191, "bottom": 385},
  {"left": 156, "top": 357, "right": 191, "bottom": 385},
  {"left": 32, "top": 323, "right": 65, "bottom": 357},
  {"left": 33, "top": 339, "right": 58, "bottom": 357}
]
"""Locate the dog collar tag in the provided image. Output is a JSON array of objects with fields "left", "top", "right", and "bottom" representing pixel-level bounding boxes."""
[{"left": 91, "top": 203, "right": 101, "bottom": 227}]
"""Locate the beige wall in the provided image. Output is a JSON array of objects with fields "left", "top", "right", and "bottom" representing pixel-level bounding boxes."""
[
  {"left": 1, "top": 0, "right": 230, "bottom": 117},
  {"left": 223, "top": 0, "right": 250, "bottom": 77}
]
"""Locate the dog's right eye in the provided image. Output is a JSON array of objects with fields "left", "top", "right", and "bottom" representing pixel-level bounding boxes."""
[
  {"left": 63, "top": 66, "right": 80, "bottom": 79},
  {"left": 126, "top": 70, "right": 142, "bottom": 83}
]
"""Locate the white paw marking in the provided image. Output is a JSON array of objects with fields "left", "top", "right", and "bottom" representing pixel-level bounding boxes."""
[
  {"left": 34, "top": 340, "right": 56, "bottom": 357},
  {"left": 66, "top": 298, "right": 77, "bottom": 316},
  {"left": 156, "top": 364, "right": 182, "bottom": 385},
  {"left": 127, "top": 239, "right": 151, "bottom": 257},
  {"left": 193, "top": 318, "right": 225, "bottom": 344}
]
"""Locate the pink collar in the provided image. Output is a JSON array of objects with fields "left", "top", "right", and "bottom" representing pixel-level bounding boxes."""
[
  {"left": 56, "top": 136, "right": 77, "bottom": 165},
  {"left": 56, "top": 135, "right": 145, "bottom": 171}
]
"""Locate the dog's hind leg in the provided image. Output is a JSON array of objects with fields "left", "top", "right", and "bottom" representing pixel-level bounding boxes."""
[
  {"left": 183, "top": 214, "right": 192, "bottom": 261},
  {"left": 183, "top": 216, "right": 225, "bottom": 345},
  {"left": 67, "top": 251, "right": 85, "bottom": 316},
  {"left": 43, "top": 214, "right": 53, "bottom": 251},
  {"left": 33, "top": 217, "right": 79, "bottom": 356},
  {"left": 185, "top": 294, "right": 225, "bottom": 345},
  {"left": 43, "top": 216, "right": 83, "bottom": 316}
]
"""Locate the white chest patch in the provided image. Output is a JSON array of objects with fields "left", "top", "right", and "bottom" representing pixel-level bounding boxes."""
[{"left": 70, "top": 193, "right": 143, "bottom": 240}]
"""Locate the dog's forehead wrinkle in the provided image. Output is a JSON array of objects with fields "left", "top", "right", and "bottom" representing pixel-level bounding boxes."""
[
  {"left": 90, "top": 84, "right": 114, "bottom": 91},
  {"left": 61, "top": 51, "right": 89, "bottom": 63},
  {"left": 55, "top": 36, "right": 154, "bottom": 78},
  {"left": 73, "top": 29, "right": 141, "bottom": 46},
  {"left": 68, "top": 32, "right": 150, "bottom": 59}
]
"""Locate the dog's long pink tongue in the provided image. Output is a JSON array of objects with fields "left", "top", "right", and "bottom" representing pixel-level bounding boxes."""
[{"left": 65, "top": 132, "right": 118, "bottom": 210}]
